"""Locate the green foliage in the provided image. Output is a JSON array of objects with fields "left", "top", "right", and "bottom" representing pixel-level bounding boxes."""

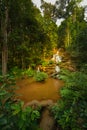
[
  {"left": 10, "top": 67, "right": 35, "bottom": 79},
  {"left": 52, "top": 70, "right": 87, "bottom": 130},
  {"left": 56, "top": 3, "right": 87, "bottom": 69},
  {"left": 54, "top": 0, "right": 83, "bottom": 19},
  {"left": 80, "top": 64, "right": 87, "bottom": 74},
  {"left": 24, "top": 68, "right": 35, "bottom": 77},
  {"left": 0, "top": 75, "right": 41, "bottom": 130},
  {"left": 1, "top": 0, "right": 55, "bottom": 72},
  {"left": 41, "top": 61, "right": 49, "bottom": 67},
  {"left": 48, "top": 60, "right": 55, "bottom": 65},
  {"left": 70, "top": 22, "right": 87, "bottom": 67},
  {"left": 0, "top": 74, "right": 17, "bottom": 129},
  {"left": 11, "top": 102, "right": 40, "bottom": 130},
  {"left": 10, "top": 67, "right": 24, "bottom": 79},
  {"left": 34, "top": 72, "right": 48, "bottom": 82}
]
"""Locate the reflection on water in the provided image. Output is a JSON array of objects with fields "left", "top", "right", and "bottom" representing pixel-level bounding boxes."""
[{"left": 16, "top": 78, "right": 63, "bottom": 104}]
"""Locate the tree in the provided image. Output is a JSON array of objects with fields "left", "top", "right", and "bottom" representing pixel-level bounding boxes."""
[
  {"left": 54, "top": 0, "right": 82, "bottom": 18},
  {"left": 0, "top": 0, "right": 8, "bottom": 75},
  {"left": 70, "top": 21, "right": 87, "bottom": 67},
  {"left": 0, "top": 0, "right": 50, "bottom": 73},
  {"left": 40, "top": 0, "right": 58, "bottom": 57},
  {"left": 57, "top": 1, "right": 85, "bottom": 48},
  {"left": 41, "top": 0, "right": 56, "bottom": 21}
]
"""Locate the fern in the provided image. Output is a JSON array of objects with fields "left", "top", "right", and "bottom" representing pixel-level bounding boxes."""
[{"left": 52, "top": 70, "right": 87, "bottom": 130}]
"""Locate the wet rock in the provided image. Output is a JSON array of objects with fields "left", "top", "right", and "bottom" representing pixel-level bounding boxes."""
[
  {"left": 24, "top": 99, "right": 54, "bottom": 109},
  {"left": 40, "top": 100, "right": 54, "bottom": 107},
  {"left": 24, "top": 100, "right": 40, "bottom": 109}
]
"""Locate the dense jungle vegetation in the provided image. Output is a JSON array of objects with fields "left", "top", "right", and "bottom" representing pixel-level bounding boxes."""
[{"left": 0, "top": 0, "right": 87, "bottom": 130}]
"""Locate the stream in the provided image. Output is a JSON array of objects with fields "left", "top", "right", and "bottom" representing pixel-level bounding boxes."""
[
  {"left": 15, "top": 50, "right": 65, "bottom": 130},
  {"left": 39, "top": 108, "right": 56, "bottom": 130},
  {"left": 16, "top": 77, "right": 63, "bottom": 130},
  {"left": 16, "top": 77, "right": 63, "bottom": 104},
  {"left": 15, "top": 49, "right": 75, "bottom": 130}
]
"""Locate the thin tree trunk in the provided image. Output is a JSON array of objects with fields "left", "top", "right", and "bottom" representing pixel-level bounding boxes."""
[{"left": 1, "top": 7, "right": 8, "bottom": 75}]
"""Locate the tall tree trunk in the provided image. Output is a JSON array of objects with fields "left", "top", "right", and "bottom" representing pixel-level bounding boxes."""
[{"left": 1, "top": 7, "right": 8, "bottom": 75}]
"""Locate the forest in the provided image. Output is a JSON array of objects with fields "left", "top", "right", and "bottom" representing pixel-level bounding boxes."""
[{"left": 0, "top": 0, "right": 87, "bottom": 130}]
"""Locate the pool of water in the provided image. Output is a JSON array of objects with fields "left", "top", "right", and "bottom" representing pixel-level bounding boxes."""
[{"left": 16, "top": 78, "right": 63, "bottom": 104}]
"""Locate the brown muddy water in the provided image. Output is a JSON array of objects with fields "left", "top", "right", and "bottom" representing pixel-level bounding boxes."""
[{"left": 16, "top": 78, "right": 63, "bottom": 104}]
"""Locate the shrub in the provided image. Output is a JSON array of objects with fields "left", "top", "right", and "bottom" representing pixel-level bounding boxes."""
[
  {"left": 10, "top": 67, "right": 23, "bottom": 79},
  {"left": 0, "top": 75, "right": 41, "bottom": 130},
  {"left": 41, "top": 61, "right": 49, "bottom": 67},
  {"left": 51, "top": 70, "right": 87, "bottom": 130},
  {"left": 11, "top": 101, "right": 40, "bottom": 130},
  {"left": 24, "top": 69, "right": 35, "bottom": 77},
  {"left": 34, "top": 72, "right": 48, "bottom": 82}
]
